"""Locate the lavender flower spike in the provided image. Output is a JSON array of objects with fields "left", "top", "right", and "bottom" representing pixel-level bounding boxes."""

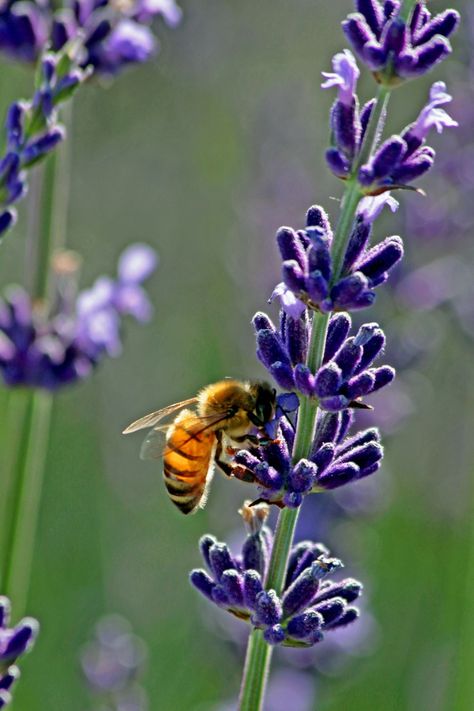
[
  {"left": 190, "top": 507, "right": 362, "bottom": 647},
  {"left": 0, "top": 597, "right": 39, "bottom": 708},
  {"left": 342, "top": 1, "right": 460, "bottom": 85}
]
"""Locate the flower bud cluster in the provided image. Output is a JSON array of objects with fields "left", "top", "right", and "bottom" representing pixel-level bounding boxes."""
[
  {"left": 343, "top": 0, "right": 459, "bottom": 84},
  {"left": 235, "top": 409, "right": 383, "bottom": 508},
  {"left": 271, "top": 200, "right": 403, "bottom": 315},
  {"left": 323, "top": 46, "right": 457, "bottom": 189},
  {"left": 190, "top": 506, "right": 362, "bottom": 647},
  {"left": 0, "top": 597, "right": 39, "bottom": 709},
  {"left": 0, "top": 45, "right": 89, "bottom": 238},
  {"left": 0, "top": 244, "right": 157, "bottom": 389},
  {"left": 254, "top": 311, "right": 394, "bottom": 408}
]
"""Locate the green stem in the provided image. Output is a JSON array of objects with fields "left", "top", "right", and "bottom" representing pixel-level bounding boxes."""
[
  {"left": 2, "top": 392, "right": 52, "bottom": 616},
  {"left": 238, "top": 630, "right": 273, "bottom": 711},
  {"left": 238, "top": 67, "right": 394, "bottom": 711}
]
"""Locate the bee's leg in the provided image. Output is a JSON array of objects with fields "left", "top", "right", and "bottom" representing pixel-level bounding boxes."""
[
  {"left": 249, "top": 496, "right": 285, "bottom": 509},
  {"left": 215, "top": 432, "right": 256, "bottom": 483}
]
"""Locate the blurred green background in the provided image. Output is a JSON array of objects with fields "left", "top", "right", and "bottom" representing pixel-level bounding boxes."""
[{"left": 1, "top": 0, "right": 473, "bottom": 709}]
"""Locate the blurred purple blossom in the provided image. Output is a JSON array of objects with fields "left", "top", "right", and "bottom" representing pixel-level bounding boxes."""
[
  {"left": 0, "top": 0, "right": 182, "bottom": 75},
  {"left": 0, "top": 243, "right": 157, "bottom": 388},
  {"left": 81, "top": 614, "right": 148, "bottom": 711},
  {"left": 0, "top": 597, "right": 39, "bottom": 709}
]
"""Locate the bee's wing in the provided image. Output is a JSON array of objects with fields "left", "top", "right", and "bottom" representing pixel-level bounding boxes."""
[
  {"left": 140, "top": 411, "right": 230, "bottom": 462},
  {"left": 122, "top": 397, "right": 199, "bottom": 434}
]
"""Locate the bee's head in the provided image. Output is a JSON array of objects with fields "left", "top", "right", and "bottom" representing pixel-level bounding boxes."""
[{"left": 248, "top": 382, "right": 277, "bottom": 429}]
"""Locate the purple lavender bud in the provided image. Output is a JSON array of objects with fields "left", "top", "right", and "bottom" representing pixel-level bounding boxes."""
[
  {"left": 334, "top": 339, "right": 362, "bottom": 379},
  {"left": 0, "top": 666, "right": 19, "bottom": 692},
  {"left": 282, "top": 567, "right": 321, "bottom": 619},
  {"left": 413, "top": 9, "right": 460, "bottom": 45},
  {"left": 313, "top": 597, "right": 347, "bottom": 625},
  {"left": 340, "top": 440, "right": 383, "bottom": 471},
  {"left": 208, "top": 542, "right": 236, "bottom": 581},
  {"left": 189, "top": 569, "right": 216, "bottom": 601},
  {"left": 252, "top": 312, "right": 275, "bottom": 332},
  {"left": 365, "top": 135, "right": 407, "bottom": 181},
  {"left": 317, "top": 462, "right": 359, "bottom": 489},
  {"left": 380, "top": 17, "right": 407, "bottom": 56},
  {"left": 242, "top": 531, "right": 269, "bottom": 576},
  {"left": 319, "top": 394, "right": 350, "bottom": 412},
  {"left": 0, "top": 618, "right": 38, "bottom": 663},
  {"left": 286, "top": 542, "right": 329, "bottom": 584},
  {"left": 306, "top": 271, "right": 330, "bottom": 304},
  {"left": 392, "top": 150, "right": 435, "bottom": 183},
  {"left": 315, "top": 578, "right": 363, "bottom": 604},
  {"left": 331, "top": 272, "right": 369, "bottom": 309},
  {"left": 398, "top": 36, "right": 451, "bottom": 78},
  {"left": 276, "top": 227, "right": 307, "bottom": 269},
  {"left": 0, "top": 210, "right": 16, "bottom": 236},
  {"left": 384, "top": 1, "right": 400, "bottom": 20},
  {"left": 220, "top": 570, "right": 244, "bottom": 607},
  {"left": 263, "top": 625, "right": 286, "bottom": 645},
  {"left": 330, "top": 100, "right": 360, "bottom": 158},
  {"left": 5, "top": 102, "right": 26, "bottom": 149},
  {"left": 345, "top": 370, "right": 376, "bottom": 399},
  {"left": 289, "top": 459, "right": 317, "bottom": 494},
  {"left": 104, "top": 20, "right": 156, "bottom": 67},
  {"left": 336, "top": 428, "right": 380, "bottom": 460},
  {"left": 283, "top": 313, "right": 308, "bottom": 366},
  {"left": 342, "top": 13, "right": 377, "bottom": 58},
  {"left": 286, "top": 610, "right": 323, "bottom": 640},
  {"left": 282, "top": 261, "right": 306, "bottom": 293},
  {"left": 211, "top": 585, "right": 230, "bottom": 607},
  {"left": 358, "top": 236, "right": 404, "bottom": 282},
  {"left": 325, "top": 607, "right": 360, "bottom": 629},
  {"left": 306, "top": 205, "right": 332, "bottom": 241},
  {"left": 198, "top": 534, "right": 216, "bottom": 570},
  {"left": 255, "top": 329, "right": 291, "bottom": 371},
  {"left": 254, "top": 461, "right": 284, "bottom": 491},
  {"left": 269, "top": 361, "right": 296, "bottom": 390},
  {"left": 254, "top": 590, "right": 282, "bottom": 626},
  {"left": 0, "top": 690, "right": 11, "bottom": 708},
  {"left": 308, "top": 233, "right": 332, "bottom": 282},
  {"left": 323, "top": 313, "right": 352, "bottom": 363},
  {"left": 325, "top": 147, "right": 351, "bottom": 178},
  {"left": 22, "top": 127, "right": 66, "bottom": 166},
  {"left": 338, "top": 410, "right": 354, "bottom": 441},
  {"left": 360, "top": 98, "right": 375, "bottom": 139},
  {"left": 342, "top": 218, "right": 371, "bottom": 274},
  {"left": 294, "top": 364, "right": 316, "bottom": 398},
  {"left": 362, "top": 41, "right": 387, "bottom": 71},
  {"left": 356, "top": 0, "right": 383, "bottom": 37},
  {"left": 311, "top": 442, "right": 335, "bottom": 472},
  {"left": 371, "top": 365, "right": 396, "bottom": 391},
  {"left": 243, "top": 570, "right": 264, "bottom": 610},
  {"left": 265, "top": 437, "right": 291, "bottom": 476},
  {"left": 314, "top": 362, "right": 343, "bottom": 398},
  {"left": 353, "top": 328, "right": 385, "bottom": 374}
]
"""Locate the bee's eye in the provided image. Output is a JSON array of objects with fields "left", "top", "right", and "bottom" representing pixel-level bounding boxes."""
[{"left": 227, "top": 405, "right": 238, "bottom": 418}]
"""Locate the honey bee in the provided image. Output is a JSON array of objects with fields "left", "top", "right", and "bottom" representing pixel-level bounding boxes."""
[{"left": 122, "top": 379, "right": 276, "bottom": 515}]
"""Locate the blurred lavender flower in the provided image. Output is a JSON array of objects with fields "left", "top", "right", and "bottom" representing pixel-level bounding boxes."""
[
  {"left": 0, "top": 0, "right": 182, "bottom": 74},
  {"left": 271, "top": 199, "right": 403, "bottom": 314},
  {"left": 81, "top": 614, "right": 148, "bottom": 711},
  {"left": 190, "top": 504, "right": 362, "bottom": 648},
  {"left": 342, "top": 0, "right": 459, "bottom": 84},
  {"left": 0, "top": 43, "right": 89, "bottom": 239},
  {"left": 0, "top": 596, "right": 39, "bottom": 709},
  {"left": 254, "top": 311, "right": 394, "bottom": 408},
  {"left": 0, "top": 243, "right": 157, "bottom": 388}
]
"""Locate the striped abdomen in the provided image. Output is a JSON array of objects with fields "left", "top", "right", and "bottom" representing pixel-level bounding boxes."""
[{"left": 163, "top": 410, "right": 216, "bottom": 514}]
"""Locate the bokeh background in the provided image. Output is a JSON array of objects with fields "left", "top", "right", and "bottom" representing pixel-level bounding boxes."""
[{"left": 1, "top": 0, "right": 473, "bottom": 709}]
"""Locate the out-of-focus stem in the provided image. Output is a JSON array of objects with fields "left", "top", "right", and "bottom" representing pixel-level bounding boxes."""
[
  {"left": 2, "top": 392, "right": 52, "bottom": 616},
  {"left": 399, "top": 0, "right": 418, "bottom": 23},
  {"left": 2, "top": 105, "right": 72, "bottom": 615}
]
